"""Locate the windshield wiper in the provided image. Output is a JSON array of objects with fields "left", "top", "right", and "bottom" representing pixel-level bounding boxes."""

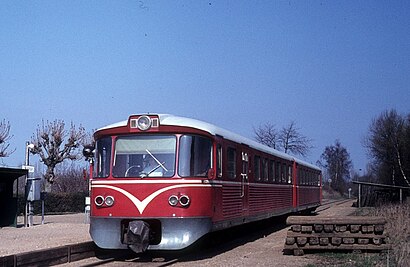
[
  {"left": 146, "top": 162, "right": 166, "bottom": 176},
  {"left": 145, "top": 149, "right": 168, "bottom": 172}
]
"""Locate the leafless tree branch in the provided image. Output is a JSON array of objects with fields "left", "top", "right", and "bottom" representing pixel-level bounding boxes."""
[
  {"left": 0, "top": 119, "right": 15, "bottom": 157},
  {"left": 30, "top": 120, "right": 86, "bottom": 183},
  {"left": 279, "top": 121, "right": 312, "bottom": 157},
  {"left": 253, "top": 122, "right": 279, "bottom": 149}
]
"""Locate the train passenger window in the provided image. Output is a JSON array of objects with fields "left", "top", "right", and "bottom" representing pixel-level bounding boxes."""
[
  {"left": 95, "top": 137, "right": 112, "bottom": 178},
  {"left": 269, "top": 160, "right": 275, "bottom": 183},
  {"left": 217, "top": 145, "right": 222, "bottom": 178},
  {"left": 288, "top": 166, "right": 292, "bottom": 183},
  {"left": 179, "top": 135, "right": 212, "bottom": 177},
  {"left": 304, "top": 171, "right": 307, "bottom": 185},
  {"left": 298, "top": 169, "right": 301, "bottom": 185},
  {"left": 254, "top": 156, "right": 261, "bottom": 181},
  {"left": 276, "top": 162, "right": 281, "bottom": 183},
  {"left": 282, "top": 163, "right": 286, "bottom": 183},
  {"left": 113, "top": 135, "right": 176, "bottom": 178},
  {"left": 306, "top": 171, "right": 309, "bottom": 185},
  {"left": 262, "top": 158, "right": 269, "bottom": 181},
  {"left": 227, "top": 147, "right": 236, "bottom": 179}
]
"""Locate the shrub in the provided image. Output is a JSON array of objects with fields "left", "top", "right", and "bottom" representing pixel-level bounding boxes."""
[{"left": 18, "top": 192, "right": 89, "bottom": 215}]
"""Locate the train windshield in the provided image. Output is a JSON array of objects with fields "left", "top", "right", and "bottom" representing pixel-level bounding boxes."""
[{"left": 113, "top": 135, "right": 176, "bottom": 178}]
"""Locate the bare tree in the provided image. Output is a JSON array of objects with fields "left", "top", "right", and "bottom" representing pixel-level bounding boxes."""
[
  {"left": 30, "top": 120, "right": 86, "bottom": 183},
  {"left": 279, "top": 121, "right": 312, "bottom": 157},
  {"left": 364, "top": 109, "right": 410, "bottom": 186},
  {"left": 318, "top": 140, "right": 353, "bottom": 194},
  {"left": 253, "top": 122, "right": 279, "bottom": 149},
  {"left": 0, "top": 119, "right": 15, "bottom": 157},
  {"left": 254, "top": 121, "right": 312, "bottom": 157}
]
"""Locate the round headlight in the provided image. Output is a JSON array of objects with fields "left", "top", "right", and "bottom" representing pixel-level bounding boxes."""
[
  {"left": 105, "top": 196, "right": 115, "bottom": 206},
  {"left": 95, "top": 195, "right": 105, "bottom": 207},
  {"left": 179, "top": 195, "right": 190, "bottom": 207},
  {"left": 137, "top": 116, "right": 152, "bottom": 131},
  {"left": 168, "top": 195, "right": 179, "bottom": 206}
]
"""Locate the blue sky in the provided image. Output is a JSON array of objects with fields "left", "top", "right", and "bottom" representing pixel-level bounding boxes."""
[{"left": 1, "top": 1, "right": 409, "bottom": 174}]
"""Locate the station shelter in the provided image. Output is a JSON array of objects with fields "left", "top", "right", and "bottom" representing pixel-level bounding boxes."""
[{"left": 0, "top": 167, "right": 28, "bottom": 227}]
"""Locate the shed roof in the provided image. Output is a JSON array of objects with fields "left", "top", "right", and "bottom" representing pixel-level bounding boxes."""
[{"left": 0, "top": 167, "right": 28, "bottom": 181}]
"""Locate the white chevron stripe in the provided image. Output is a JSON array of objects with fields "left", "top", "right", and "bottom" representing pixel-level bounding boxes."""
[{"left": 92, "top": 184, "right": 211, "bottom": 214}]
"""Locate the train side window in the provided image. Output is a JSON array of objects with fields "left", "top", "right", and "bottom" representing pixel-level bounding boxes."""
[
  {"left": 262, "top": 158, "right": 269, "bottom": 182},
  {"left": 276, "top": 162, "right": 281, "bottom": 183},
  {"left": 179, "top": 135, "right": 212, "bottom": 177},
  {"left": 227, "top": 147, "right": 236, "bottom": 179},
  {"left": 306, "top": 171, "right": 310, "bottom": 185},
  {"left": 254, "top": 156, "right": 261, "bottom": 181},
  {"left": 269, "top": 160, "right": 275, "bottom": 183},
  {"left": 217, "top": 145, "right": 222, "bottom": 178},
  {"left": 95, "top": 137, "right": 112, "bottom": 178},
  {"left": 288, "top": 165, "right": 292, "bottom": 184},
  {"left": 306, "top": 170, "right": 309, "bottom": 185},
  {"left": 298, "top": 168, "right": 301, "bottom": 185},
  {"left": 282, "top": 163, "right": 286, "bottom": 183},
  {"left": 304, "top": 170, "right": 307, "bottom": 185}
]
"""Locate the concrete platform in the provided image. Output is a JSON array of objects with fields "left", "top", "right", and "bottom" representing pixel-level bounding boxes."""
[{"left": 0, "top": 213, "right": 91, "bottom": 257}]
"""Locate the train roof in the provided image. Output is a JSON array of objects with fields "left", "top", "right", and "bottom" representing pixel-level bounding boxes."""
[{"left": 98, "top": 114, "right": 320, "bottom": 171}]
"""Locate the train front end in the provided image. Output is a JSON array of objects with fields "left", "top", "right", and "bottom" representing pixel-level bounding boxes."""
[{"left": 88, "top": 115, "right": 215, "bottom": 252}]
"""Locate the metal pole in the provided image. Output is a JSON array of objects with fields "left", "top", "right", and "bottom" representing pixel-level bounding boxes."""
[
  {"left": 15, "top": 175, "right": 19, "bottom": 228},
  {"left": 400, "top": 189, "right": 403, "bottom": 203},
  {"left": 25, "top": 141, "right": 34, "bottom": 227},
  {"left": 41, "top": 199, "right": 45, "bottom": 224},
  {"left": 24, "top": 142, "right": 29, "bottom": 227}
]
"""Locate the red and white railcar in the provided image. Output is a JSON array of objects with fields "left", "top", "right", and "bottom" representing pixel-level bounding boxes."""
[{"left": 86, "top": 114, "right": 321, "bottom": 252}]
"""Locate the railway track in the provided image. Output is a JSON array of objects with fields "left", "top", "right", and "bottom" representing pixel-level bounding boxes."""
[
  {"left": 1, "top": 199, "right": 351, "bottom": 267},
  {"left": 316, "top": 198, "right": 354, "bottom": 213}
]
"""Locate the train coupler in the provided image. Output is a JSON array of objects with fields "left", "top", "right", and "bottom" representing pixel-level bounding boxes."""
[{"left": 124, "top": 220, "right": 150, "bottom": 253}]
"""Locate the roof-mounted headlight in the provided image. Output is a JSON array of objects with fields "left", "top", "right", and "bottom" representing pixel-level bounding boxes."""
[{"left": 137, "top": 116, "right": 152, "bottom": 131}]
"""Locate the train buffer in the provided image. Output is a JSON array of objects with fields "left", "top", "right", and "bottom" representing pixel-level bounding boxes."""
[{"left": 283, "top": 216, "right": 390, "bottom": 256}]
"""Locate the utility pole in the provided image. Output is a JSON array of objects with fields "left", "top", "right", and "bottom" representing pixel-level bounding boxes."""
[{"left": 25, "top": 142, "right": 35, "bottom": 227}]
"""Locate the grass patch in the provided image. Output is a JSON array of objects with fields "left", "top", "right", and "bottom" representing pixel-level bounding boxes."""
[
  {"left": 370, "top": 201, "right": 410, "bottom": 267},
  {"left": 305, "top": 252, "right": 386, "bottom": 267}
]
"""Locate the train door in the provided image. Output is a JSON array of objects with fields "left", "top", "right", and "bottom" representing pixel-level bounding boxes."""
[
  {"left": 292, "top": 161, "right": 298, "bottom": 209},
  {"left": 240, "top": 150, "right": 250, "bottom": 213}
]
